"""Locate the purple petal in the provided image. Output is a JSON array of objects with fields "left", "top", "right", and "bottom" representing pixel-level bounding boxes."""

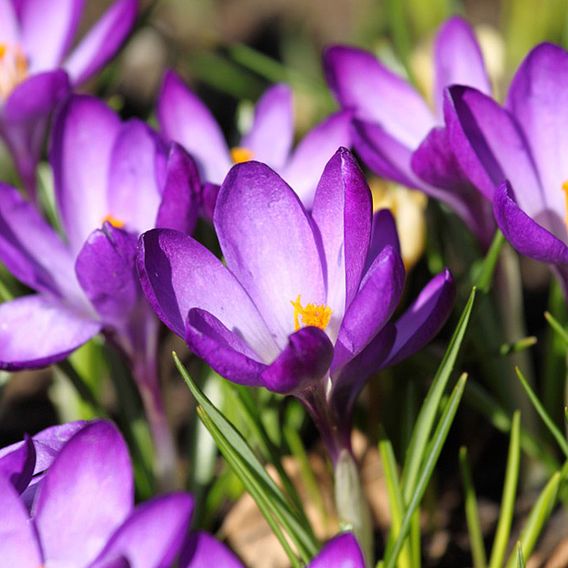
[
  {"left": 311, "top": 148, "right": 372, "bottom": 338},
  {"left": 186, "top": 308, "right": 266, "bottom": 387},
  {"left": 283, "top": 111, "right": 352, "bottom": 208},
  {"left": 324, "top": 45, "right": 435, "bottom": 147},
  {"left": 0, "top": 475, "right": 42, "bottom": 568},
  {"left": 138, "top": 229, "right": 278, "bottom": 361},
  {"left": 181, "top": 531, "right": 243, "bottom": 568},
  {"left": 50, "top": 95, "right": 121, "bottom": 253},
  {"left": 0, "top": 2, "right": 20, "bottom": 44},
  {"left": 506, "top": 43, "right": 568, "bottom": 232},
  {"left": 75, "top": 225, "right": 139, "bottom": 327},
  {"left": 20, "top": 0, "right": 84, "bottom": 72},
  {"left": 260, "top": 327, "right": 334, "bottom": 394},
  {"left": 64, "top": 0, "right": 138, "bottom": 85},
  {"left": 242, "top": 84, "right": 293, "bottom": 169},
  {"left": 35, "top": 421, "right": 133, "bottom": 567},
  {"left": 383, "top": 269, "right": 455, "bottom": 367},
  {"left": 308, "top": 532, "right": 365, "bottom": 568},
  {"left": 0, "top": 183, "right": 78, "bottom": 298},
  {"left": 199, "top": 182, "right": 220, "bottom": 222},
  {"left": 0, "top": 435, "right": 36, "bottom": 493},
  {"left": 0, "top": 295, "right": 101, "bottom": 371},
  {"left": 155, "top": 143, "right": 201, "bottom": 234},
  {"left": 215, "top": 162, "right": 325, "bottom": 345},
  {"left": 433, "top": 16, "right": 491, "bottom": 117},
  {"left": 494, "top": 181, "right": 568, "bottom": 265},
  {"left": 157, "top": 70, "right": 231, "bottom": 184},
  {"left": 91, "top": 493, "right": 193, "bottom": 568},
  {"left": 365, "top": 209, "right": 400, "bottom": 271}
]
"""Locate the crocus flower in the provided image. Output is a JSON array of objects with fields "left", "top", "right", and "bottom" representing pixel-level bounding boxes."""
[
  {"left": 0, "top": 94, "right": 199, "bottom": 486},
  {"left": 157, "top": 70, "right": 352, "bottom": 209},
  {"left": 444, "top": 43, "right": 568, "bottom": 295},
  {"left": 324, "top": 16, "right": 495, "bottom": 246},
  {"left": 0, "top": 0, "right": 138, "bottom": 195},
  {"left": 138, "top": 148, "right": 454, "bottom": 460},
  {"left": 0, "top": 420, "right": 194, "bottom": 568}
]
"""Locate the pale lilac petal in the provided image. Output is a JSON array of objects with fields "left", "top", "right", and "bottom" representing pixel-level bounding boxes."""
[
  {"left": 283, "top": 111, "right": 352, "bottom": 208},
  {"left": 0, "top": 435, "right": 35, "bottom": 493},
  {"left": 50, "top": 95, "right": 121, "bottom": 253},
  {"left": 0, "top": 295, "right": 101, "bottom": 371},
  {"left": 324, "top": 45, "right": 435, "bottom": 147},
  {"left": 92, "top": 493, "right": 193, "bottom": 568},
  {"left": 138, "top": 229, "right": 278, "bottom": 361},
  {"left": 309, "top": 533, "right": 365, "bottom": 568},
  {"left": 35, "top": 421, "right": 133, "bottom": 567},
  {"left": 433, "top": 16, "right": 491, "bottom": 116},
  {"left": 0, "top": 2, "right": 20, "bottom": 44},
  {"left": 20, "top": 0, "right": 84, "bottom": 72},
  {"left": 64, "top": 0, "right": 138, "bottom": 85},
  {"left": 311, "top": 148, "right": 372, "bottom": 339},
  {"left": 215, "top": 162, "right": 325, "bottom": 345},
  {"left": 180, "top": 532, "right": 244, "bottom": 568},
  {"left": 242, "top": 84, "right": 293, "bottom": 169},
  {"left": 157, "top": 70, "right": 231, "bottom": 184},
  {"left": 0, "top": 475, "right": 42, "bottom": 568}
]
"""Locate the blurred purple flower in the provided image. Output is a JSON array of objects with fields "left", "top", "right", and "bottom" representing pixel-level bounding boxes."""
[
  {"left": 445, "top": 43, "right": 568, "bottom": 295},
  {"left": 324, "top": 16, "right": 495, "bottom": 246},
  {"left": 0, "top": 0, "right": 138, "bottom": 195},
  {"left": 138, "top": 148, "right": 454, "bottom": 460},
  {"left": 157, "top": 70, "right": 352, "bottom": 210}
]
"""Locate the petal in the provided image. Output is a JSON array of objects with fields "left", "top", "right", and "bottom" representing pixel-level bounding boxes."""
[
  {"left": 324, "top": 45, "right": 435, "bottom": 147},
  {"left": 494, "top": 181, "right": 568, "bottom": 265},
  {"left": 0, "top": 295, "right": 101, "bottom": 371},
  {"left": 241, "top": 84, "right": 293, "bottom": 169},
  {"left": 75, "top": 225, "right": 139, "bottom": 327},
  {"left": 186, "top": 308, "right": 266, "bottom": 387},
  {"left": 260, "top": 327, "right": 334, "bottom": 394},
  {"left": 215, "top": 162, "right": 325, "bottom": 344},
  {"left": 283, "top": 111, "right": 352, "bottom": 208},
  {"left": 180, "top": 531, "right": 244, "bottom": 568},
  {"left": 433, "top": 16, "right": 491, "bottom": 117},
  {"left": 50, "top": 95, "right": 121, "bottom": 253},
  {"left": 35, "top": 420, "right": 133, "bottom": 567},
  {"left": 20, "top": 0, "right": 84, "bottom": 72},
  {"left": 0, "top": 2, "right": 20, "bottom": 44},
  {"left": 308, "top": 533, "right": 365, "bottom": 568},
  {"left": 155, "top": 143, "right": 201, "bottom": 234},
  {"left": 157, "top": 70, "right": 231, "bottom": 184},
  {"left": 365, "top": 209, "right": 400, "bottom": 272},
  {"left": 0, "top": 183, "right": 78, "bottom": 298},
  {"left": 138, "top": 229, "right": 278, "bottom": 361},
  {"left": 334, "top": 244, "right": 404, "bottom": 366},
  {"left": 0, "top": 435, "right": 36, "bottom": 493},
  {"left": 64, "top": 0, "right": 138, "bottom": 85},
  {"left": 506, "top": 43, "right": 568, "bottom": 233},
  {"left": 383, "top": 269, "right": 455, "bottom": 367},
  {"left": 311, "top": 148, "right": 372, "bottom": 339},
  {"left": 107, "top": 120, "right": 166, "bottom": 235},
  {"left": 92, "top": 493, "right": 193, "bottom": 568},
  {"left": 0, "top": 475, "right": 42, "bottom": 568}
]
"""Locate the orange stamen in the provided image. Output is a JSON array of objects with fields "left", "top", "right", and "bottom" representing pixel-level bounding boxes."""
[
  {"left": 290, "top": 295, "right": 332, "bottom": 332},
  {"left": 102, "top": 214, "right": 125, "bottom": 229},
  {"left": 230, "top": 146, "right": 254, "bottom": 164}
]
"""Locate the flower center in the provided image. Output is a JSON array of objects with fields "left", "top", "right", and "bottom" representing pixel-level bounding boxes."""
[
  {"left": 230, "top": 146, "right": 254, "bottom": 164},
  {"left": 562, "top": 181, "right": 568, "bottom": 227},
  {"left": 102, "top": 214, "right": 125, "bottom": 229},
  {"left": 290, "top": 295, "right": 332, "bottom": 332},
  {"left": 0, "top": 43, "right": 28, "bottom": 100}
]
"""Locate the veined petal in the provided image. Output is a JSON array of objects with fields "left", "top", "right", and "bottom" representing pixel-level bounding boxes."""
[
  {"left": 180, "top": 532, "right": 243, "bottom": 568},
  {"left": 242, "top": 84, "right": 293, "bottom": 170},
  {"left": 0, "top": 435, "right": 35, "bottom": 493},
  {"left": 0, "top": 295, "right": 101, "bottom": 371},
  {"left": 157, "top": 70, "right": 231, "bottom": 184},
  {"left": 64, "top": 0, "right": 138, "bottom": 85},
  {"left": 283, "top": 110, "right": 352, "bottom": 208},
  {"left": 215, "top": 162, "right": 325, "bottom": 344},
  {"left": 35, "top": 421, "right": 133, "bottom": 567},
  {"left": 308, "top": 533, "right": 365, "bottom": 568}
]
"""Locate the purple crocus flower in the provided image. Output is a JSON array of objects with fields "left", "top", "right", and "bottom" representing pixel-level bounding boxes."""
[
  {"left": 157, "top": 70, "right": 352, "bottom": 209},
  {"left": 324, "top": 16, "right": 495, "bottom": 246},
  {"left": 444, "top": 43, "right": 568, "bottom": 295},
  {"left": 0, "top": 420, "right": 193, "bottom": 568},
  {"left": 0, "top": 94, "right": 199, "bottom": 486},
  {"left": 138, "top": 148, "right": 454, "bottom": 460},
  {"left": 0, "top": 0, "right": 138, "bottom": 195}
]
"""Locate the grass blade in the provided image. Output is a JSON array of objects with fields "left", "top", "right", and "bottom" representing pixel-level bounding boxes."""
[{"left": 544, "top": 311, "right": 568, "bottom": 347}]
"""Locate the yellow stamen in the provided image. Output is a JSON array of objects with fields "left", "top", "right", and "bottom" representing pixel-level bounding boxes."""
[
  {"left": 0, "top": 44, "right": 6, "bottom": 59},
  {"left": 562, "top": 181, "right": 568, "bottom": 227},
  {"left": 230, "top": 146, "right": 254, "bottom": 164},
  {"left": 290, "top": 295, "right": 332, "bottom": 332},
  {"left": 0, "top": 43, "right": 29, "bottom": 100},
  {"left": 102, "top": 214, "right": 125, "bottom": 229}
]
